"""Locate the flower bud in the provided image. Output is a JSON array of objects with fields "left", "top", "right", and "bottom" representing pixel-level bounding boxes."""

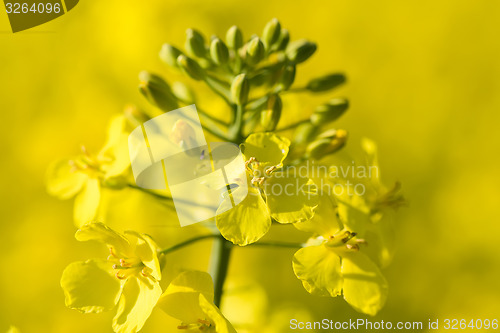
[
  {"left": 262, "top": 18, "right": 281, "bottom": 49},
  {"left": 231, "top": 74, "right": 250, "bottom": 105},
  {"left": 172, "top": 81, "right": 195, "bottom": 104},
  {"left": 306, "top": 73, "right": 346, "bottom": 92},
  {"left": 246, "top": 37, "right": 265, "bottom": 65},
  {"left": 159, "top": 44, "right": 182, "bottom": 68},
  {"left": 226, "top": 25, "right": 243, "bottom": 50},
  {"left": 310, "top": 98, "right": 349, "bottom": 125},
  {"left": 210, "top": 38, "right": 229, "bottom": 65},
  {"left": 286, "top": 39, "right": 317, "bottom": 64},
  {"left": 124, "top": 104, "right": 150, "bottom": 128},
  {"left": 138, "top": 71, "right": 178, "bottom": 111},
  {"left": 293, "top": 122, "right": 318, "bottom": 145},
  {"left": 260, "top": 94, "right": 282, "bottom": 131},
  {"left": 177, "top": 55, "right": 205, "bottom": 81},
  {"left": 271, "top": 28, "right": 290, "bottom": 52},
  {"left": 306, "top": 129, "right": 348, "bottom": 159},
  {"left": 277, "top": 65, "right": 296, "bottom": 91},
  {"left": 185, "top": 28, "right": 206, "bottom": 58}
]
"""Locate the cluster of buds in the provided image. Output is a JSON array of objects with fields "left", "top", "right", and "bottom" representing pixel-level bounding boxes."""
[{"left": 135, "top": 18, "right": 350, "bottom": 161}]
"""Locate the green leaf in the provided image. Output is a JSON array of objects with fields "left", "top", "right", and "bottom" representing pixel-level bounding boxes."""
[
  {"left": 240, "top": 133, "right": 290, "bottom": 167},
  {"left": 341, "top": 252, "right": 388, "bottom": 316},
  {"left": 292, "top": 245, "right": 343, "bottom": 297},
  {"left": 264, "top": 173, "right": 318, "bottom": 223},
  {"left": 112, "top": 276, "right": 162, "bottom": 333},
  {"left": 60, "top": 259, "right": 122, "bottom": 314},
  {"left": 216, "top": 186, "right": 271, "bottom": 246},
  {"left": 45, "top": 158, "right": 87, "bottom": 200}
]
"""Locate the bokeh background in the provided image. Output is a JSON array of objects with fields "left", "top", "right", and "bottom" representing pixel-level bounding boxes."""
[{"left": 1, "top": 0, "right": 500, "bottom": 332}]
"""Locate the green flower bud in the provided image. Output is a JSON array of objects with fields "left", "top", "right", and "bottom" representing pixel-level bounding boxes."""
[
  {"left": 310, "top": 98, "right": 349, "bottom": 125},
  {"left": 124, "top": 104, "right": 150, "bottom": 128},
  {"left": 231, "top": 74, "right": 249, "bottom": 105},
  {"left": 249, "top": 69, "right": 272, "bottom": 86},
  {"left": 262, "top": 18, "right": 281, "bottom": 49},
  {"left": 277, "top": 65, "right": 296, "bottom": 91},
  {"left": 177, "top": 55, "right": 205, "bottom": 81},
  {"left": 306, "top": 129, "right": 348, "bottom": 159},
  {"left": 226, "top": 25, "right": 243, "bottom": 50},
  {"left": 293, "top": 122, "right": 318, "bottom": 145},
  {"left": 246, "top": 37, "right": 265, "bottom": 65},
  {"left": 210, "top": 38, "right": 229, "bottom": 65},
  {"left": 260, "top": 94, "right": 282, "bottom": 131},
  {"left": 185, "top": 28, "right": 206, "bottom": 58},
  {"left": 138, "top": 71, "right": 178, "bottom": 111},
  {"left": 286, "top": 39, "right": 317, "bottom": 64},
  {"left": 272, "top": 28, "right": 290, "bottom": 52},
  {"left": 172, "top": 81, "right": 195, "bottom": 104},
  {"left": 159, "top": 44, "right": 182, "bottom": 68},
  {"left": 306, "top": 73, "right": 346, "bottom": 92}
]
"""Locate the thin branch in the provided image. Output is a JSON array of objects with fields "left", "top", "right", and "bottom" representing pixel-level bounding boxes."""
[{"left": 159, "top": 234, "right": 220, "bottom": 255}]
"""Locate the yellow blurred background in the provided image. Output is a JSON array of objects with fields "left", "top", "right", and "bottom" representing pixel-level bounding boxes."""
[{"left": 1, "top": 0, "right": 500, "bottom": 332}]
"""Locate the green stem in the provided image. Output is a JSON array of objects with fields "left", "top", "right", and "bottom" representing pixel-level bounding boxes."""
[
  {"left": 250, "top": 240, "right": 304, "bottom": 248},
  {"left": 229, "top": 104, "right": 244, "bottom": 142},
  {"left": 209, "top": 236, "right": 232, "bottom": 308},
  {"left": 159, "top": 234, "right": 220, "bottom": 255}
]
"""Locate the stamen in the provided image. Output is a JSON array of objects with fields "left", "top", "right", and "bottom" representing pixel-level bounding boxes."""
[
  {"left": 115, "top": 272, "right": 127, "bottom": 280},
  {"left": 120, "top": 259, "right": 132, "bottom": 267},
  {"left": 177, "top": 325, "right": 189, "bottom": 329},
  {"left": 197, "top": 319, "right": 211, "bottom": 326},
  {"left": 346, "top": 244, "right": 359, "bottom": 251},
  {"left": 109, "top": 247, "right": 118, "bottom": 258},
  {"left": 265, "top": 165, "right": 277, "bottom": 175}
]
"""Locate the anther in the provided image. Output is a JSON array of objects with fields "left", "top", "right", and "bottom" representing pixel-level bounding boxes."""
[{"left": 197, "top": 319, "right": 211, "bottom": 326}]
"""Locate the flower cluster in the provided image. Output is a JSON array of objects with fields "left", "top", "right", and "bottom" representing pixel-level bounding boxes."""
[{"left": 48, "top": 18, "right": 404, "bottom": 332}]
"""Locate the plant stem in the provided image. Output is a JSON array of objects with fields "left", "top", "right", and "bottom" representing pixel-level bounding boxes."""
[
  {"left": 159, "top": 234, "right": 220, "bottom": 255},
  {"left": 250, "top": 241, "right": 304, "bottom": 248},
  {"left": 209, "top": 236, "right": 232, "bottom": 308}
]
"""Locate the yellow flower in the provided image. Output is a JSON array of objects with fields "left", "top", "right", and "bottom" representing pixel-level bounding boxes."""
[
  {"left": 157, "top": 271, "right": 236, "bottom": 332},
  {"left": 216, "top": 132, "right": 318, "bottom": 246},
  {"left": 292, "top": 194, "right": 388, "bottom": 316},
  {"left": 60, "top": 223, "right": 162, "bottom": 333},
  {"left": 46, "top": 116, "right": 130, "bottom": 226}
]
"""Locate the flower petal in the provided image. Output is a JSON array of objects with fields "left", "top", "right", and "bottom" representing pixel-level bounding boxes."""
[
  {"left": 264, "top": 173, "right": 318, "bottom": 224},
  {"left": 75, "top": 222, "right": 131, "bottom": 257},
  {"left": 157, "top": 271, "right": 214, "bottom": 324},
  {"left": 199, "top": 294, "right": 237, "bottom": 333},
  {"left": 73, "top": 178, "right": 101, "bottom": 227},
  {"left": 125, "top": 231, "right": 162, "bottom": 281},
  {"left": 294, "top": 193, "right": 342, "bottom": 237},
  {"left": 45, "top": 158, "right": 87, "bottom": 199},
  {"left": 292, "top": 245, "right": 342, "bottom": 297},
  {"left": 60, "top": 259, "right": 122, "bottom": 314},
  {"left": 341, "top": 252, "right": 388, "bottom": 316},
  {"left": 240, "top": 133, "right": 290, "bottom": 167},
  {"left": 112, "top": 276, "right": 162, "bottom": 333},
  {"left": 216, "top": 186, "right": 271, "bottom": 246},
  {"left": 99, "top": 115, "right": 131, "bottom": 178}
]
